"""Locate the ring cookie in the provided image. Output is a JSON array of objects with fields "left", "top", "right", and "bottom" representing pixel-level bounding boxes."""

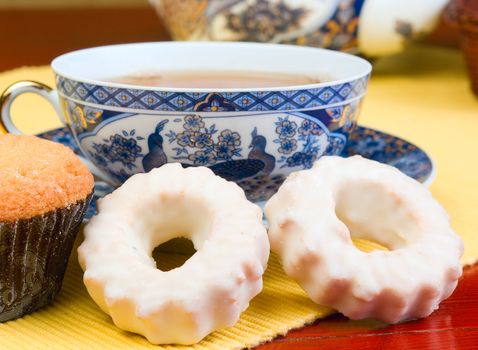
[
  {"left": 78, "top": 164, "right": 269, "bottom": 344},
  {"left": 266, "top": 156, "right": 463, "bottom": 323}
]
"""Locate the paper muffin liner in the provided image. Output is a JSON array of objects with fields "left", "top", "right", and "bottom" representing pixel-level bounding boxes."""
[{"left": 0, "top": 193, "right": 92, "bottom": 322}]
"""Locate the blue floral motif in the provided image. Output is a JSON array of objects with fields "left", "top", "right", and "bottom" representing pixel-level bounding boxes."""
[
  {"left": 183, "top": 114, "right": 205, "bottom": 131},
  {"left": 188, "top": 150, "right": 217, "bottom": 165},
  {"left": 176, "top": 130, "right": 195, "bottom": 147},
  {"left": 297, "top": 119, "right": 314, "bottom": 135},
  {"left": 286, "top": 150, "right": 316, "bottom": 168},
  {"left": 215, "top": 141, "right": 236, "bottom": 159},
  {"left": 298, "top": 119, "right": 325, "bottom": 137},
  {"left": 221, "top": 0, "right": 306, "bottom": 42},
  {"left": 218, "top": 129, "right": 241, "bottom": 146},
  {"left": 91, "top": 129, "right": 143, "bottom": 169},
  {"left": 275, "top": 118, "right": 297, "bottom": 139},
  {"left": 281, "top": 0, "right": 366, "bottom": 52},
  {"left": 278, "top": 138, "right": 297, "bottom": 155},
  {"left": 167, "top": 114, "right": 242, "bottom": 162},
  {"left": 273, "top": 116, "right": 325, "bottom": 169},
  {"left": 283, "top": 133, "right": 322, "bottom": 169},
  {"left": 194, "top": 131, "right": 214, "bottom": 149}
]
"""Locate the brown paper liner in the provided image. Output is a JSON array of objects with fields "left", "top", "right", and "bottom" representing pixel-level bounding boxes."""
[
  {"left": 446, "top": 0, "right": 478, "bottom": 96},
  {"left": 0, "top": 193, "right": 92, "bottom": 322}
]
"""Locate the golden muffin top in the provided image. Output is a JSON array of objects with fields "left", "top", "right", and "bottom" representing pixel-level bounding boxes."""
[{"left": 0, "top": 134, "right": 94, "bottom": 222}]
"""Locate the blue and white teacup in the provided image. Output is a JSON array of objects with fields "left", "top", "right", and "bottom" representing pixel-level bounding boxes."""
[{"left": 0, "top": 42, "right": 371, "bottom": 201}]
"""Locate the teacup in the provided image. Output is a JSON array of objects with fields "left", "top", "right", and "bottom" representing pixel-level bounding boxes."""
[{"left": 0, "top": 42, "right": 371, "bottom": 202}]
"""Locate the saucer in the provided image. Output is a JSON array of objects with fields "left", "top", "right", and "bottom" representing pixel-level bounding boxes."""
[
  {"left": 342, "top": 126, "right": 435, "bottom": 186},
  {"left": 38, "top": 125, "right": 435, "bottom": 219}
]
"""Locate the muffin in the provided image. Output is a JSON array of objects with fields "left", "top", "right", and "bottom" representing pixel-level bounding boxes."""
[{"left": 0, "top": 134, "right": 94, "bottom": 322}]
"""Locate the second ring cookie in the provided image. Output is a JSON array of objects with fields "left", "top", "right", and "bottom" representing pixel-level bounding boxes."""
[{"left": 265, "top": 155, "right": 463, "bottom": 323}]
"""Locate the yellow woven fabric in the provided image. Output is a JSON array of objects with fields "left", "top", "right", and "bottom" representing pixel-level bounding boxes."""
[{"left": 0, "top": 45, "right": 477, "bottom": 349}]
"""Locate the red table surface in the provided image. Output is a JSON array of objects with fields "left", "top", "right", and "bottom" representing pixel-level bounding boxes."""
[
  {"left": 0, "top": 6, "right": 476, "bottom": 350},
  {"left": 256, "top": 264, "right": 478, "bottom": 350}
]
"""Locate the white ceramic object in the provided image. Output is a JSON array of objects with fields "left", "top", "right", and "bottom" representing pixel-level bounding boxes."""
[
  {"left": 150, "top": 0, "right": 448, "bottom": 56},
  {"left": 206, "top": 0, "right": 340, "bottom": 43},
  {"left": 358, "top": 0, "right": 449, "bottom": 56},
  {"left": 0, "top": 42, "right": 371, "bottom": 202}
]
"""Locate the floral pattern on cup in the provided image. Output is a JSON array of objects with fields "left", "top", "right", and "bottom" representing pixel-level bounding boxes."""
[
  {"left": 90, "top": 130, "right": 144, "bottom": 170},
  {"left": 272, "top": 116, "right": 346, "bottom": 170},
  {"left": 38, "top": 124, "right": 434, "bottom": 213},
  {"left": 165, "top": 115, "right": 243, "bottom": 164},
  {"left": 70, "top": 109, "right": 353, "bottom": 194}
]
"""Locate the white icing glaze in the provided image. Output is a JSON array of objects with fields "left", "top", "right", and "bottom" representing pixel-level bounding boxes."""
[
  {"left": 265, "top": 155, "right": 463, "bottom": 323},
  {"left": 78, "top": 164, "right": 269, "bottom": 344}
]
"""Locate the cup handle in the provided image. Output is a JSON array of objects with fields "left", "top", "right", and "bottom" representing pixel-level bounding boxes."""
[
  {"left": 0, "top": 80, "right": 64, "bottom": 134},
  {"left": 0, "top": 80, "right": 113, "bottom": 185}
]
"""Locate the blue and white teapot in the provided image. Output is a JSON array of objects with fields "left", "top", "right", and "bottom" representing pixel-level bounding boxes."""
[{"left": 151, "top": 0, "right": 448, "bottom": 56}]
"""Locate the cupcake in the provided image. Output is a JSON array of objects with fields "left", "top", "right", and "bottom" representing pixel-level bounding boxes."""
[{"left": 0, "top": 134, "right": 94, "bottom": 322}]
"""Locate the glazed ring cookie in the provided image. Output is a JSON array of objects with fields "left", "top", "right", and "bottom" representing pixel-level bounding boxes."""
[
  {"left": 265, "top": 155, "right": 463, "bottom": 323},
  {"left": 78, "top": 164, "right": 269, "bottom": 344}
]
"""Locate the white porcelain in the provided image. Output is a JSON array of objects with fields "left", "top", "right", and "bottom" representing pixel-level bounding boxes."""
[
  {"left": 0, "top": 42, "right": 371, "bottom": 201},
  {"left": 358, "top": 0, "right": 449, "bottom": 56},
  {"left": 151, "top": 0, "right": 448, "bottom": 57}
]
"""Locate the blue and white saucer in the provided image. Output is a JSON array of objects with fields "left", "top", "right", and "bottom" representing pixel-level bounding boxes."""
[{"left": 38, "top": 125, "right": 434, "bottom": 220}]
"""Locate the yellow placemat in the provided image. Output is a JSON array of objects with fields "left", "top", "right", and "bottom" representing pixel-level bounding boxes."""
[{"left": 0, "top": 45, "right": 477, "bottom": 349}]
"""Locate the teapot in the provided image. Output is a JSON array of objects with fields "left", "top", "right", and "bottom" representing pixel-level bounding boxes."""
[{"left": 150, "top": 0, "right": 448, "bottom": 56}]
